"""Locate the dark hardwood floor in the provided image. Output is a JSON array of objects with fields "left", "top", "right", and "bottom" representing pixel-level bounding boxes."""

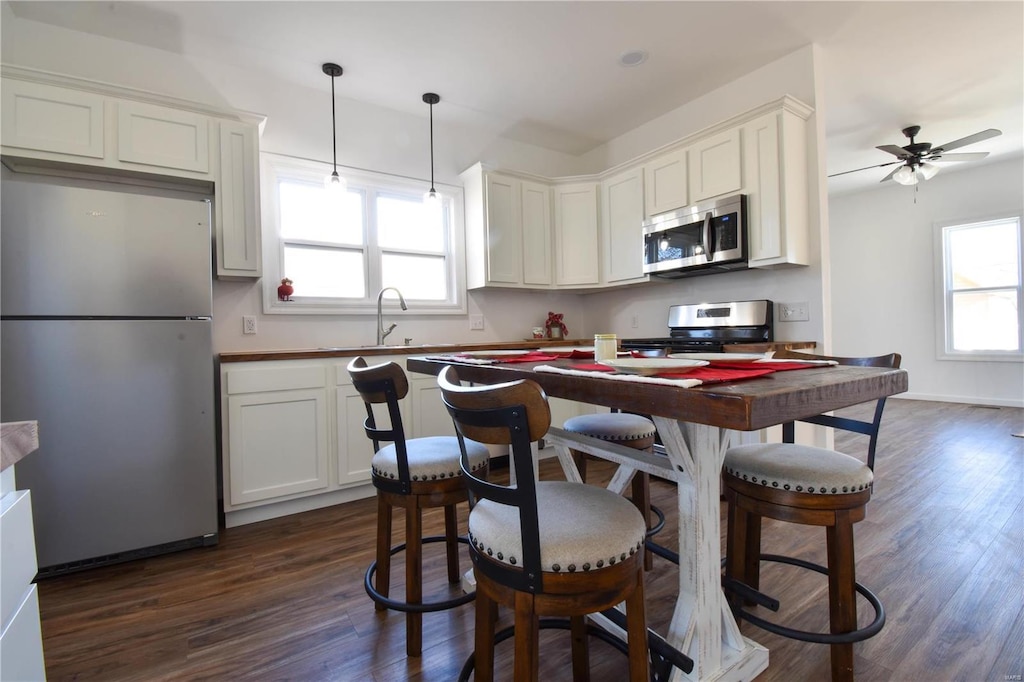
[{"left": 34, "top": 399, "right": 1023, "bottom": 681}]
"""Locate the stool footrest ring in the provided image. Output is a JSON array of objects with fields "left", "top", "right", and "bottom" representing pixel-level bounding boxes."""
[
  {"left": 364, "top": 534, "right": 475, "bottom": 614},
  {"left": 646, "top": 503, "right": 666, "bottom": 538},
  {"left": 728, "top": 553, "right": 885, "bottom": 645}
]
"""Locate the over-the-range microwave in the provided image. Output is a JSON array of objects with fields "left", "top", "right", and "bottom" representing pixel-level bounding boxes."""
[{"left": 642, "top": 193, "right": 747, "bottom": 278}]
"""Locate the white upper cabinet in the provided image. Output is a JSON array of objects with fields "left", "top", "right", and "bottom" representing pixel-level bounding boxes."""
[
  {"left": 461, "top": 164, "right": 552, "bottom": 289},
  {"left": 601, "top": 167, "right": 648, "bottom": 284},
  {"left": 553, "top": 182, "right": 600, "bottom": 286},
  {"left": 1, "top": 71, "right": 265, "bottom": 280},
  {"left": 742, "top": 103, "right": 810, "bottom": 268},
  {"left": 1, "top": 80, "right": 104, "bottom": 160},
  {"left": 688, "top": 128, "right": 742, "bottom": 202},
  {"left": 643, "top": 148, "right": 688, "bottom": 218},
  {"left": 116, "top": 100, "right": 209, "bottom": 173}
]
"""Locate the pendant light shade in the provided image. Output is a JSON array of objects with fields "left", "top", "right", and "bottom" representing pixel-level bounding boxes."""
[
  {"left": 918, "top": 162, "right": 940, "bottom": 180},
  {"left": 422, "top": 93, "right": 440, "bottom": 203},
  {"left": 322, "top": 62, "right": 347, "bottom": 193}
]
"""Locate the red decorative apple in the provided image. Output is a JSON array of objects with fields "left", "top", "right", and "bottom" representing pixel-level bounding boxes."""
[{"left": 277, "top": 278, "right": 294, "bottom": 301}]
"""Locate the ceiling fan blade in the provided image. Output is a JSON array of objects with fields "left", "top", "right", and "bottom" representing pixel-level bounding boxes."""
[
  {"left": 827, "top": 160, "right": 901, "bottom": 178},
  {"left": 879, "top": 165, "right": 903, "bottom": 183},
  {"left": 876, "top": 144, "right": 912, "bottom": 158},
  {"left": 928, "top": 151, "right": 989, "bottom": 163},
  {"left": 932, "top": 128, "right": 1001, "bottom": 153}
]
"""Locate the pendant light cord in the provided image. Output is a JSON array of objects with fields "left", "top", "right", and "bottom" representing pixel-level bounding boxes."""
[
  {"left": 428, "top": 99, "right": 435, "bottom": 190},
  {"left": 331, "top": 74, "right": 338, "bottom": 173}
]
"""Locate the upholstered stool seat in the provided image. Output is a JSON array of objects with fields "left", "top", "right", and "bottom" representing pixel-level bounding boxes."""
[
  {"left": 563, "top": 412, "right": 661, "bottom": 569},
  {"left": 469, "top": 480, "right": 646, "bottom": 573},
  {"left": 372, "top": 436, "right": 489, "bottom": 482},
  {"left": 724, "top": 443, "right": 874, "bottom": 495}
]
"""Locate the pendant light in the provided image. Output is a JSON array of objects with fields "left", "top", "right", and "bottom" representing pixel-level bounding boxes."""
[
  {"left": 892, "top": 164, "right": 918, "bottom": 186},
  {"left": 422, "top": 93, "right": 440, "bottom": 203},
  {"left": 322, "top": 62, "right": 346, "bottom": 193}
]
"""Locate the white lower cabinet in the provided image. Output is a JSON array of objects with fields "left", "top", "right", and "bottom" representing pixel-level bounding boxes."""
[
  {"left": 225, "top": 364, "right": 330, "bottom": 506},
  {"left": 0, "top": 489, "right": 46, "bottom": 682}
]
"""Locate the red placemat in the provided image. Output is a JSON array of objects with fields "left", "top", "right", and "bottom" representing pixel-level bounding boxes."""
[
  {"left": 569, "top": 363, "right": 777, "bottom": 383},
  {"left": 494, "top": 353, "right": 559, "bottom": 363},
  {"left": 706, "top": 361, "right": 825, "bottom": 371}
]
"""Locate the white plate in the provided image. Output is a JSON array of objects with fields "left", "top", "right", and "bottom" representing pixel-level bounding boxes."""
[
  {"left": 598, "top": 358, "right": 709, "bottom": 376},
  {"left": 668, "top": 352, "right": 766, "bottom": 362},
  {"left": 544, "top": 346, "right": 594, "bottom": 354},
  {"left": 458, "top": 349, "right": 536, "bottom": 358}
]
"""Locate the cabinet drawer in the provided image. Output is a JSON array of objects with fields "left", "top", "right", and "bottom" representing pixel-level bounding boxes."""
[
  {"left": 2, "top": 80, "right": 105, "bottom": 159},
  {"left": 117, "top": 101, "right": 210, "bottom": 173},
  {"left": 0, "top": 584, "right": 46, "bottom": 682},
  {"left": 0, "top": 490, "right": 37, "bottom": 631},
  {"left": 226, "top": 365, "right": 327, "bottom": 394}
]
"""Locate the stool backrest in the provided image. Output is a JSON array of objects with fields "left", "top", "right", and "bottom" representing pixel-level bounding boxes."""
[
  {"left": 437, "top": 365, "right": 551, "bottom": 592},
  {"left": 774, "top": 349, "right": 902, "bottom": 470},
  {"left": 347, "top": 356, "right": 412, "bottom": 492}
]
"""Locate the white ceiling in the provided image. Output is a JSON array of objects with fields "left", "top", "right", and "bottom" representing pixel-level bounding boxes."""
[{"left": 8, "top": 1, "right": 1023, "bottom": 196}]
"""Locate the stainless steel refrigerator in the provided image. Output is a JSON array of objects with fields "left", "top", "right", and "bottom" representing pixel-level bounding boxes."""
[{"left": 1, "top": 167, "right": 218, "bottom": 575}]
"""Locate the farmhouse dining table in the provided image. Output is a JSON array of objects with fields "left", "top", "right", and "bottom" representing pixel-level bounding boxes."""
[{"left": 406, "top": 354, "right": 908, "bottom": 682}]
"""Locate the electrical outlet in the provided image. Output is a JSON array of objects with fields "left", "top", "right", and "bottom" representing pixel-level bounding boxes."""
[
  {"left": 631, "top": 313, "right": 639, "bottom": 329},
  {"left": 779, "top": 302, "right": 809, "bottom": 322},
  {"left": 242, "top": 315, "right": 257, "bottom": 335},
  {"left": 469, "top": 314, "right": 485, "bottom": 331}
]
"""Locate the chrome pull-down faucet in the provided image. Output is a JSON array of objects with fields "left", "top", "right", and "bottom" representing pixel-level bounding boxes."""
[{"left": 376, "top": 287, "right": 408, "bottom": 345}]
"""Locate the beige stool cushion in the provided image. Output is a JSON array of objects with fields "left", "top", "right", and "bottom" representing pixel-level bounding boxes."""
[
  {"left": 724, "top": 443, "right": 873, "bottom": 494},
  {"left": 372, "top": 436, "right": 489, "bottom": 482},
  {"left": 563, "top": 413, "right": 656, "bottom": 443},
  {"left": 468, "top": 481, "right": 647, "bottom": 572}
]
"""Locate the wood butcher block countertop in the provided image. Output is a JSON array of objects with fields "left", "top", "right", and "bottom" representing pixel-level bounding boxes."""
[
  {"left": 219, "top": 339, "right": 816, "bottom": 363},
  {"left": 1, "top": 420, "right": 39, "bottom": 472}
]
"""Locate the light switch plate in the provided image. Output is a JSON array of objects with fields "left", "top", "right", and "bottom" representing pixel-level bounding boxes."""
[
  {"left": 778, "top": 302, "right": 809, "bottom": 322},
  {"left": 242, "top": 315, "right": 257, "bottom": 334},
  {"left": 469, "top": 314, "right": 485, "bottom": 330}
]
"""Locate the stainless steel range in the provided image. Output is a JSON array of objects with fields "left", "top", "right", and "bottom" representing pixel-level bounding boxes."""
[{"left": 621, "top": 300, "right": 773, "bottom": 353}]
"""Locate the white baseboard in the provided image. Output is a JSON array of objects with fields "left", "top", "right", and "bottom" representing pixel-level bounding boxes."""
[
  {"left": 893, "top": 393, "right": 1023, "bottom": 409},
  {"left": 224, "top": 483, "right": 376, "bottom": 528}
]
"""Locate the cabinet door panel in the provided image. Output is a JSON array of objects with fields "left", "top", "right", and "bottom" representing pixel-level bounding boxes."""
[
  {"left": 484, "top": 174, "right": 522, "bottom": 284},
  {"left": 338, "top": 387, "right": 377, "bottom": 485},
  {"left": 521, "top": 180, "right": 552, "bottom": 285},
  {"left": 554, "top": 184, "right": 599, "bottom": 285},
  {"left": 689, "top": 128, "right": 741, "bottom": 201},
  {"left": 410, "top": 378, "right": 457, "bottom": 438},
  {"left": 744, "top": 114, "right": 782, "bottom": 262},
  {"left": 1, "top": 80, "right": 104, "bottom": 159},
  {"left": 228, "top": 388, "right": 329, "bottom": 504},
  {"left": 602, "top": 169, "right": 645, "bottom": 283},
  {"left": 644, "top": 149, "right": 688, "bottom": 217},
  {"left": 217, "top": 120, "right": 261, "bottom": 277},
  {"left": 117, "top": 101, "right": 209, "bottom": 173}
]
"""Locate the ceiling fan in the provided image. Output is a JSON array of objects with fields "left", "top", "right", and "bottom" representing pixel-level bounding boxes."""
[{"left": 830, "top": 125, "right": 1002, "bottom": 185}]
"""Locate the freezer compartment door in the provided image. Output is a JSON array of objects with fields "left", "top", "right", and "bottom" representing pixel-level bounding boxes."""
[
  {"left": 2, "top": 319, "right": 217, "bottom": 569},
  {"left": 0, "top": 170, "right": 212, "bottom": 317}
]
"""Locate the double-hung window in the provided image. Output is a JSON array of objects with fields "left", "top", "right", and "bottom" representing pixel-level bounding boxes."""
[
  {"left": 937, "top": 214, "right": 1023, "bottom": 359},
  {"left": 261, "top": 153, "right": 465, "bottom": 314}
]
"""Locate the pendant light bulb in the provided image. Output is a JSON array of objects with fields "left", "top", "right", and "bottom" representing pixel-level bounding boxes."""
[
  {"left": 322, "top": 62, "right": 347, "bottom": 193},
  {"left": 422, "top": 93, "right": 441, "bottom": 203}
]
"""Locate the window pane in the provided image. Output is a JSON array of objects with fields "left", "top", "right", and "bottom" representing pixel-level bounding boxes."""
[
  {"left": 951, "top": 290, "right": 1020, "bottom": 351},
  {"left": 280, "top": 181, "right": 364, "bottom": 245},
  {"left": 283, "top": 246, "right": 365, "bottom": 298},
  {"left": 948, "top": 222, "right": 1020, "bottom": 289},
  {"left": 377, "top": 194, "right": 444, "bottom": 252},
  {"left": 381, "top": 253, "right": 447, "bottom": 300}
]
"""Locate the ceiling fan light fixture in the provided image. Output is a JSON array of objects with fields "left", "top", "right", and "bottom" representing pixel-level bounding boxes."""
[
  {"left": 322, "top": 62, "right": 347, "bottom": 194},
  {"left": 422, "top": 92, "right": 441, "bottom": 204},
  {"left": 892, "top": 165, "right": 918, "bottom": 186},
  {"left": 918, "top": 162, "right": 940, "bottom": 180}
]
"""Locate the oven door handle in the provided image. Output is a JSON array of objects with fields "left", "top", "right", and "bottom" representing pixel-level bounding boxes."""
[{"left": 702, "top": 211, "right": 714, "bottom": 260}]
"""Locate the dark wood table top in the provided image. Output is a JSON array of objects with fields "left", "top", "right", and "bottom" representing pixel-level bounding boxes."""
[{"left": 406, "top": 356, "right": 908, "bottom": 432}]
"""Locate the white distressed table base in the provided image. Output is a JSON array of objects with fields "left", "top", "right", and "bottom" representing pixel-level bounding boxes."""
[{"left": 545, "top": 421, "right": 770, "bottom": 682}]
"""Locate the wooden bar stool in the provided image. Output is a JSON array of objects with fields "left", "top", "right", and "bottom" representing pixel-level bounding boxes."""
[
  {"left": 562, "top": 412, "right": 663, "bottom": 569},
  {"left": 347, "top": 357, "right": 490, "bottom": 657},
  {"left": 722, "top": 350, "right": 900, "bottom": 682},
  {"left": 438, "top": 365, "right": 650, "bottom": 682}
]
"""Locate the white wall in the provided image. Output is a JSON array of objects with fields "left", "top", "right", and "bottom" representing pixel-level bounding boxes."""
[
  {"left": 828, "top": 157, "right": 1024, "bottom": 407},
  {"left": 1, "top": 12, "right": 827, "bottom": 356}
]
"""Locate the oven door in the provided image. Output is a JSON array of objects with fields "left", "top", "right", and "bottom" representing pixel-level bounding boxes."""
[{"left": 642, "top": 194, "right": 746, "bottom": 276}]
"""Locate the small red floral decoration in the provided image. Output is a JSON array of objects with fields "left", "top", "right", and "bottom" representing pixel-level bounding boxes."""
[
  {"left": 277, "top": 278, "right": 294, "bottom": 301},
  {"left": 545, "top": 311, "right": 567, "bottom": 338}
]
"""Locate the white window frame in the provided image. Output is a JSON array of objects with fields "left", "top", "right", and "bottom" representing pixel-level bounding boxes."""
[
  {"left": 260, "top": 152, "right": 466, "bottom": 315},
  {"left": 933, "top": 212, "right": 1023, "bottom": 362}
]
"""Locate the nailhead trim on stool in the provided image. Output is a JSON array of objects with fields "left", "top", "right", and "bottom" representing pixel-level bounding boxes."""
[{"left": 724, "top": 443, "right": 873, "bottom": 494}]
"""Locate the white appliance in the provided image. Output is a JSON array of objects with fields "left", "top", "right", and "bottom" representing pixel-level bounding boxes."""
[{"left": 1, "top": 167, "right": 218, "bottom": 575}]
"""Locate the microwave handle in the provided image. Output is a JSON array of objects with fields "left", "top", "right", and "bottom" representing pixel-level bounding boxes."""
[{"left": 702, "top": 211, "right": 714, "bottom": 260}]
